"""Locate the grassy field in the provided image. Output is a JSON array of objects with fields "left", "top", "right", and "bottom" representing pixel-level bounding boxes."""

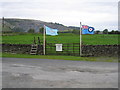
[
  {"left": 2, "top": 33, "right": 119, "bottom": 45},
  {"left": 2, "top": 53, "right": 118, "bottom": 62},
  {"left": 1, "top": 33, "right": 119, "bottom": 62}
]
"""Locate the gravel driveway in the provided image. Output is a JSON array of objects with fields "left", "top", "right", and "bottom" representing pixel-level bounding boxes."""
[{"left": 2, "top": 58, "right": 118, "bottom": 88}]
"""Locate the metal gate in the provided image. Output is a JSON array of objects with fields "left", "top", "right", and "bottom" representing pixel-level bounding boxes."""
[{"left": 46, "top": 43, "right": 80, "bottom": 56}]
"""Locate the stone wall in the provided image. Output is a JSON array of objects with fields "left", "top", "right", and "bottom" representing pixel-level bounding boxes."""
[
  {"left": 2, "top": 44, "right": 43, "bottom": 55},
  {"left": 82, "top": 45, "right": 119, "bottom": 56},
  {"left": 2, "top": 44, "right": 31, "bottom": 54},
  {"left": 2, "top": 44, "right": 119, "bottom": 56}
]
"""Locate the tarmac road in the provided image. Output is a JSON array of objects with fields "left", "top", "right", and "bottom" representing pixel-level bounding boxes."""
[{"left": 2, "top": 58, "right": 118, "bottom": 88}]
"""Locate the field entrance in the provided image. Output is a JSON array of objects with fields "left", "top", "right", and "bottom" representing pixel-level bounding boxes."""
[
  {"left": 45, "top": 43, "right": 80, "bottom": 56},
  {"left": 32, "top": 36, "right": 81, "bottom": 56}
]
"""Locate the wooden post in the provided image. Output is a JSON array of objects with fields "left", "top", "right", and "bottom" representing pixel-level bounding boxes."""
[
  {"left": 34, "top": 37, "right": 36, "bottom": 44},
  {"left": 79, "top": 43, "right": 80, "bottom": 56},
  {"left": 2, "top": 17, "right": 4, "bottom": 28},
  {"left": 37, "top": 37, "right": 40, "bottom": 55},
  {"left": 73, "top": 43, "right": 74, "bottom": 56},
  {"left": 38, "top": 37, "right": 40, "bottom": 45},
  {"left": 80, "top": 22, "right": 82, "bottom": 56},
  {"left": 43, "top": 25, "right": 46, "bottom": 55},
  {"left": 67, "top": 43, "right": 69, "bottom": 55},
  {"left": 50, "top": 43, "right": 52, "bottom": 53}
]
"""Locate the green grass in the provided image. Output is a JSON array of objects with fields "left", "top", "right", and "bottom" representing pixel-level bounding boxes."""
[
  {"left": 2, "top": 53, "right": 118, "bottom": 62},
  {"left": 2, "top": 33, "right": 119, "bottom": 45}
]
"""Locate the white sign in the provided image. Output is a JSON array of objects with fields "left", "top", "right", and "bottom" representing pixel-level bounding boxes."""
[{"left": 55, "top": 44, "right": 62, "bottom": 51}]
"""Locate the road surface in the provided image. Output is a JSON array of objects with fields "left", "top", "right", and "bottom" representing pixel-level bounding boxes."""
[{"left": 2, "top": 58, "right": 118, "bottom": 88}]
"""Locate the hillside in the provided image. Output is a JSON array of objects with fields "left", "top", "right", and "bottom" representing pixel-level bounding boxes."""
[{"left": 2, "top": 18, "right": 79, "bottom": 32}]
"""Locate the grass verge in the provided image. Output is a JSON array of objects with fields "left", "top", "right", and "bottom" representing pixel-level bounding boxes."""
[{"left": 2, "top": 53, "right": 118, "bottom": 62}]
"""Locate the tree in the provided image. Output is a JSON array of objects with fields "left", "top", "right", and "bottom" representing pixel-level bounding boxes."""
[
  {"left": 39, "top": 27, "right": 44, "bottom": 34},
  {"left": 72, "top": 29, "right": 80, "bottom": 34},
  {"left": 103, "top": 29, "right": 108, "bottom": 34},
  {"left": 28, "top": 28, "right": 35, "bottom": 33},
  {"left": 109, "top": 30, "right": 115, "bottom": 34},
  {"left": 95, "top": 30, "right": 100, "bottom": 34},
  {"left": 114, "top": 30, "right": 120, "bottom": 34},
  {"left": 109, "top": 30, "right": 120, "bottom": 34}
]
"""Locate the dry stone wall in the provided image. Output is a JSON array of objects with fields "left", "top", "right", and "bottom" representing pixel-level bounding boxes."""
[{"left": 2, "top": 44, "right": 119, "bottom": 56}]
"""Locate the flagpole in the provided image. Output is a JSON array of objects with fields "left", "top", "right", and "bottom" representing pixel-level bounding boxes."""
[
  {"left": 80, "top": 22, "right": 82, "bottom": 56},
  {"left": 43, "top": 25, "right": 46, "bottom": 55}
]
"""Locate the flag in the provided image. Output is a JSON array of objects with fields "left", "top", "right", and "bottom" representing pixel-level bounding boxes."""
[
  {"left": 82, "top": 25, "right": 94, "bottom": 34},
  {"left": 45, "top": 26, "right": 58, "bottom": 36},
  {"left": 82, "top": 25, "right": 89, "bottom": 29}
]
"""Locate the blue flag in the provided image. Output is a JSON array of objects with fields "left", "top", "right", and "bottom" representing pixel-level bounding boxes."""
[
  {"left": 82, "top": 25, "right": 94, "bottom": 34},
  {"left": 45, "top": 26, "right": 58, "bottom": 36}
]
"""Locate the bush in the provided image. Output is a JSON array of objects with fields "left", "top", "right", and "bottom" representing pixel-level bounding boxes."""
[
  {"left": 103, "top": 29, "right": 108, "bottom": 34},
  {"left": 39, "top": 27, "right": 44, "bottom": 34},
  {"left": 72, "top": 29, "right": 80, "bottom": 34}
]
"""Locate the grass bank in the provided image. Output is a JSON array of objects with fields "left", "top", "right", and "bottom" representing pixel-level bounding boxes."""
[{"left": 2, "top": 53, "right": 118, "bottom": 62}]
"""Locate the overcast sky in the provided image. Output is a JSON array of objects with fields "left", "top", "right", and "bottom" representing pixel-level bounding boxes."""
[{"left": 0, "top": 0, "right": 119, "bottom": 31}]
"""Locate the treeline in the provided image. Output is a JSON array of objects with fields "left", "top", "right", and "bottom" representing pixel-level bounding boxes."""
[
  {"left": 71, "top": 29, "right": 120, "bottom": 34},
  {"left": 96, "top": 29, "right": 120, "bottom": 34},
  {"left": 108, "top": 30, "right": 120, "bottom": 34}
]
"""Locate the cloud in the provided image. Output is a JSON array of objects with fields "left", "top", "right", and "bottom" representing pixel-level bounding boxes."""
[
  {"left": 2, "top": 0, "right": 118, "bottom": 3},
  {"left": 0, "top": 0, "right": 118, "bottom": 30}
]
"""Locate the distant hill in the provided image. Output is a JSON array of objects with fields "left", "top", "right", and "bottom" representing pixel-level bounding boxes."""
[
  {"left": 0, "top": 19, "right": 13, "bottom": 32},
  {"left": 68, "top": 26, "right": 80, "bottom": 30},
  {"left": 2, "top": 18, "right": 79, "bottom": 32}
]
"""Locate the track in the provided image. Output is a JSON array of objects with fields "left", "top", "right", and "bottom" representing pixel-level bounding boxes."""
[{"left": 2, "top": 58, "right": 118, "bottom": 88}]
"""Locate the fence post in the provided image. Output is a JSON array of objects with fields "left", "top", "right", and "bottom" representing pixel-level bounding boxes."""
[
  {"left": 78, "top": 44, "right": 80, "bottom": 55},
  {"left": 73, "top": 43, "right": 74, "bottom": 56},
  {"left": 45, "top": 40, "right": 47, "bottom": 54},
  {"left": 33, "top": 37, "right": 36, "bottom": 44},
  {"left": 50, "top": 43, "right": 52, "bottom": 54},
  {"left": 38, "top": 37, "right": 41, "bottom": 45},
  {"left": 67, "top": 43, "right": 69, "bottom": 55},
  {"left": 2, "top": 17, "right": 4, "bottom": 28}
]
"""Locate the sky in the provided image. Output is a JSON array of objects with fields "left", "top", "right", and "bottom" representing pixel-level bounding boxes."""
[{"left": 0, "top": 0, "right": 119, "bottom": 31}]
